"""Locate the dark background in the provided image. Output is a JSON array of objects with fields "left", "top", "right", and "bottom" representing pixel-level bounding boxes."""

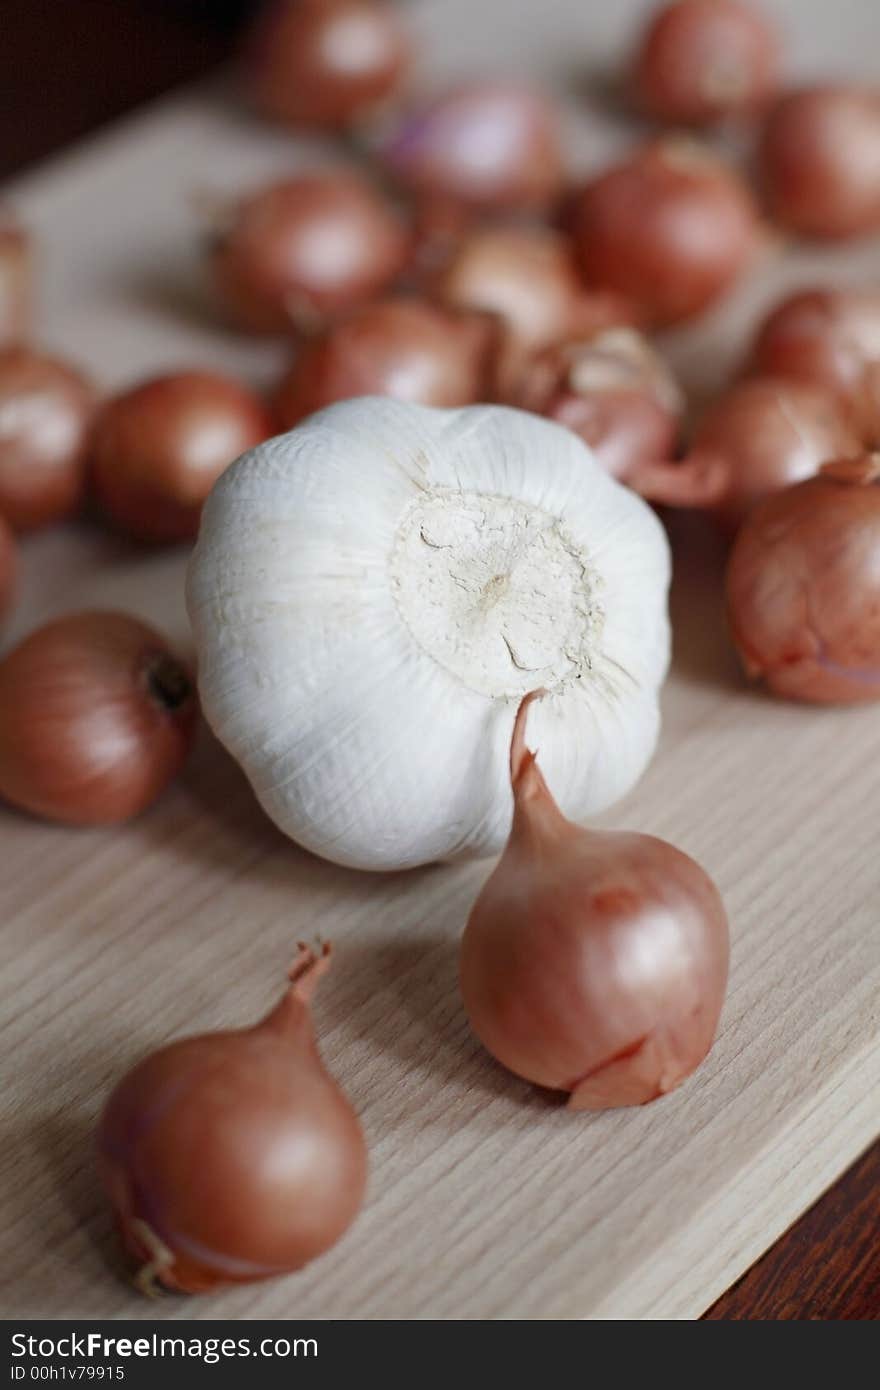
[{"left": 1, "top": 0, "right": 878, "bottom": 1322}]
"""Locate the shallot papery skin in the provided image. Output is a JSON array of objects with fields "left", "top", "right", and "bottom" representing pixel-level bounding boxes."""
[
  {"left": 91, "top": 370, "right": 275, "bottom": 543},
  {"left": 514, "top": 327, "right": 684, "bottom": 485},
  {"left": 0, "top": 348, "right": 96, "bottom": 531},
  {"left": 748, "top": 288, "right": 880, "bottom": 445},
  {"left": 0, "top": 218, "right": 31, "bottom": 347},
  {"left": 248, "top": 0, "right": 410, "bottom": 131},
  {"left": 382, "top": 81, "right": 565, "bottom": 211},
  {"left": 683, "top": 376, "right": 862, "bottom": 532},
  {"left": 460, "top": 695, "right": 729, "bottom": 1110},
  {"left": 0, "top": 612, "right": 197, "bottom": 824},
  {"left": 275, "top": 298, "right": 497, "bottom": 428},
  {"left": 633, "top": 0, "right": 780, "bottom": 127},
  {"left": 568, "top": 140, "right": 758, "bottom": 327},
  {"left": 209, "top": 173, "right": 409, "bottom": 334},
  {"left": 758, "top": 86, "right": 880, "bottom": 241},
  {"left": 726, "top": 455, "right": 880, "bottom": 703},
  {"left": 97, "top": 945, "right": 367, "bottom": 1295}
]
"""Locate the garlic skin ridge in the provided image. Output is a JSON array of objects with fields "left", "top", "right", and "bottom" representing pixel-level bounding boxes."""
[{"left": 186, "top": 397, "right": 671, "bottom": 871}]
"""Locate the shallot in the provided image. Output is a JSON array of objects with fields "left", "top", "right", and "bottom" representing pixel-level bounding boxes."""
[
  {"left": 460, "top": 693, "right": 729, "bottom": 1109},
  {"left": 91, "top": 370, "right": 275, "bottom": 543},
  {"left": 0, "top": 612, "right": 197, "bottom": 824},
  {"left": 632, "top": 0, "right": 780, "bottom": 126},
  {"left": 275, "top": 298, "right": 496, "bottom": 427},
  {"left": 209, "top": 173, "right": 408, "bottom": 334},
  {"left": 568, "top": 139, "right": 759, "bottom": 326},
  {"left": 248, "top": 0, "right": 410, "bottom": 130},
  {"left": 0, "top": 347, "right": 96, "bottom": 530},
  {"left": 747, "top": 287, "right": 880, "bottom": 444},
  {"left": 382, "top": 80, "right": 565, "bottom": 211},
  {"left": 680, "top": 376, "right": 861, "bottom": 531},
  {"left": 727, "top": 455, "right": 880, "bottom": 703},
  {"left": 758, "top": 86, "right": 880, "bottom": 240},
  {"left": 97, "top": 944, "right": 367, "bottom": 1294}
]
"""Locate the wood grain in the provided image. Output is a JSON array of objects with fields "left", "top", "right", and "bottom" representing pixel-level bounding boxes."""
[
  {"left": 706, "top": 1140, "right": 880, "bottom": 1319},
  {"left": 1, "top": 0, "right": 879, "bottom": 1321}
]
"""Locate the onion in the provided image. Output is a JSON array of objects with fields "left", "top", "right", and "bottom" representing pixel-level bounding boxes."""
[
  {"left": 435, "top": 225, "right": 636, "bottom": 397},
  {"left": 0, "top": 612, "right": 197, "bottom": 824},
  {"left": 248, "top": 0, "right": 410, "bottom": 130},
  {"left": 727, "top": 455, "right": 880, "bottom": 702},
  {"left": 97, "top": 943, "right": 367, "bottom": 1294},
  {"left": 382, "top": 80, "right": 565, "bottom": 211},
  {"left": 758, "top": 86, "right": 880, "bottom": 240},
  {"left": 209, "top": 173, "right": 409, "bottom": 334},
  {"left": 515, "top": 326, "right": 685, "bottom": 484},
  {"left": 747, "top": 287, "right": 880, "bottom": 444},
  {"left": 681, "top": 376, "right": 862, "bottom": 531},
  {"left": 0, "top": 347, "right": 96, "bottom": 531},
  {"left": 91, "top": 370, "right": 274, "bottom": 544},
  {"left": 0, "top": 514, "right": 16, "bottom": 623},
  {"left": 0, "top": 216, "right": 31, "bottom": 347},
  {"left": 275, "top": 298, "right": 497, "bottom": 428},
  {"left": 633, "top": 0, "right": 780, "bottom": 126},
  {"left": 460, "top": 694, "right": 729, "bottom": 1109},
  {"left": 568, "top": 139, "right": 759, "bottom": 326}
]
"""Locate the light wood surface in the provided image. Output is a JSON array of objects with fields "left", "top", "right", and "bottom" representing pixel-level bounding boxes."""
[{"left": 1, "top": 0, "right": 879, "bottom": 1321}]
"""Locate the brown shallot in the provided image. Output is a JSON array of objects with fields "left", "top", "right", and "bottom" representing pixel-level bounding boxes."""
[
  {"left": 91, "top": 370, "right": 274, "bottom": 543},
  {"left": 382, "top": 80, "right": 565, "bottom": 212},
  {"left": 460, "top": 693, "right": 729, "bottom": 1110},
  {"left": 0, "top": 612, "right": 197, "bottom": 824},
  {"left": 0, "top": 347, "right": 96, "bottom": 530},
  {"left": 248, "top": 0, "right": 410, "bottom": 131},
  {"left": 632, "top": 0, "right": 780, "bottom": 127},
  {"left": 275, "top": 298, "right": 496, "bottom": 427},
  {"left": 97, "top": 944, "right": 367, "bottom": 1294},
  {"left": 727, "top": 455, "right": 880, "bottom": 703},
  {"left": 747, "top": 287, "right": 880, "bottom": 444},
  {"left": 208, "top": 173, "right": 408, "bottom": 334},
  {"left": 568, "top": 139, "right": 759, "bottom": 327},
  {"left": 758, "top": 86, "right": 880, "bottom": 241},
  {"left": 678, "top": 376, "right": 861, "bottom": 531}
]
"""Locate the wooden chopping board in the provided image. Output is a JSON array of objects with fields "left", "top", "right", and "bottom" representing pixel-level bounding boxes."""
[{"left": 1, "top": 0, "right": 878, "bottom": 1321}]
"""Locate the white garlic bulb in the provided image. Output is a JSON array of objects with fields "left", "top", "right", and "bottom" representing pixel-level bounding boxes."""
[{"left": 187, "top": 398, "right": 671, "bottom": 871}]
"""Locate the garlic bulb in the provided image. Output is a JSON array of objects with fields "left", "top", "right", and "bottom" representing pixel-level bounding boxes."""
[{"left": 187, "top": 398, "right": 671, "bottom": 871}]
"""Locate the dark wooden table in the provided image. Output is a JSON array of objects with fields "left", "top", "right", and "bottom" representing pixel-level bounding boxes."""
[{"left": 1, "top": 0, "right": 877, "bottom": 1321}]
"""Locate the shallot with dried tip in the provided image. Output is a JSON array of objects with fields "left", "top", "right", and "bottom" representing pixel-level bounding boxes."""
[
  {"left": 97, "top": 944, "right": 367, "bottom": 1294},
  {"left": 515, "top": 327, "right": 692, "bottom": 491},
  {"left": 460, "top": 694, "right": 729, "bottom": 1109}
]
